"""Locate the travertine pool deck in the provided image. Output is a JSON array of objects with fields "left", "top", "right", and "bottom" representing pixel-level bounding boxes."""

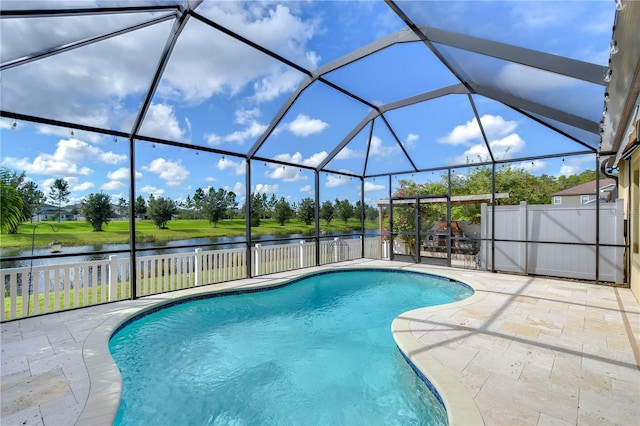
[{"left": 1, "top": 259, "right": 639, "bottom": 425}]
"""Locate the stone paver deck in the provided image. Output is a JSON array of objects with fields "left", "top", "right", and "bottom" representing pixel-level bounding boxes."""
[{"left": 1, "top": 259, "right": 639, "bottom": 425}]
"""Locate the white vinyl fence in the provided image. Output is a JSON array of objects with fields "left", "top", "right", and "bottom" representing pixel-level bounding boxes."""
[
  {"left": 480, "top": 200, "right": 625, "bottom": 283},
  {"left": 2, "top": 237, "right": 383, "bottom": 321}
]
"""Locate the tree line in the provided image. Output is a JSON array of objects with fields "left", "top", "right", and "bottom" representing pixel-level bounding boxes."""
[
  {"left": 0, "top": 165, "right": 606, "bottom": 234},
  {"left": 0, "top": 167, "right": 378, "bottom": 233}
]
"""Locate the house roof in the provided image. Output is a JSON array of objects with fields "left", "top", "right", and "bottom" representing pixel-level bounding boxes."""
[{"left": 552, "top": 178, "right": 616, "bottom": 197}]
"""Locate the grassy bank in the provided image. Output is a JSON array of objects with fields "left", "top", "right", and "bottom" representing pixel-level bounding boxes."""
[{"left": 1, "top": 218, "right": 378, "bottom": 251}]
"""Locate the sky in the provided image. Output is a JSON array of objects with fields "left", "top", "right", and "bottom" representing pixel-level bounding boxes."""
[{"left": 0, "top": 0, "right": 615, "bottom": 208}]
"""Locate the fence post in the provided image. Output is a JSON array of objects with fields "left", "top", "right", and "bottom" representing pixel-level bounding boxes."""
[
  {"left": 334, "top": 237, "right": 340, "bottom": 263},
  {"left": 195, "top": 248, "right": 202, "bottom": 286},
  {"left": 520, "top": 201, "right": 528, "bottom": 274},
  {"left": 254, "top": 244, "right": 261, "bottom": 276},
  {"left": 299, "top": 240, "right": 305, "bottom": 268},
  {"left": 480, "top": 203, "right": 487, "bottom": 269},
  {"left": 108, "top": 255, "right": 118, "bottom": 302}
]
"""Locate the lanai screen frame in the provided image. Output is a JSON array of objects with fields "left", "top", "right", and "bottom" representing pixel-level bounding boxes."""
[{"left": 0, "top": 0, "right": 613, "bottom": 297}]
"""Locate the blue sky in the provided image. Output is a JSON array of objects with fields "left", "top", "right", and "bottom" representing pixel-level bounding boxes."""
[{"left": 0, "top": 1, "right": 614, "bottom": 208}]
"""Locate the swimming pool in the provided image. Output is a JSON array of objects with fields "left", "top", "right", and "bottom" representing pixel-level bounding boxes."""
[{"left": 110, "top": 268, "right": 473, "bottom": 425}]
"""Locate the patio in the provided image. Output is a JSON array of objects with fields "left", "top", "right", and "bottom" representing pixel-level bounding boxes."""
[{"left": 1, "top": 259, "right": 638, "bottom": 426}]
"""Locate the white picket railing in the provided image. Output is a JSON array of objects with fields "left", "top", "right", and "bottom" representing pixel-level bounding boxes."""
[{"left": 2, "top": 237, "right": 386, "bottom": 321}]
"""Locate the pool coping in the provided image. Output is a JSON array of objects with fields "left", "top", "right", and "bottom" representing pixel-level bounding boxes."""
[
  {"left": 76, "top": 263, "right": 486, "bottom": 425},
  {"left": 392, "top": 265, "right": 487, "bottom": 426}
]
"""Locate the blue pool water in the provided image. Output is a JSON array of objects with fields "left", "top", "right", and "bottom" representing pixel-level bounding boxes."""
[{"left": 110, "top": 269, "right": 473, "bottom": 425}]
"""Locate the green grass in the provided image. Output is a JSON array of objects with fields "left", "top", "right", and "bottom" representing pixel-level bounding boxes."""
[
  {"left": 1, "top": 218, "right": 377, "bottom": 251},
  {"left": 3, "top": 284, "right": 131, "bottom": 320}
]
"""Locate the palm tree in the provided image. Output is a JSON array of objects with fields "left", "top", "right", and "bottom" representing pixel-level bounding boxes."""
[{"left": 0, "top": 168, "right": 23, "bottom": 233}]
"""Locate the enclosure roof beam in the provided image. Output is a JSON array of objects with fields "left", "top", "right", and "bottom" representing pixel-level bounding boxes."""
[
  {"left": 468, "top": 94, "right": 495, "bottom": 162},
  {"left": 418, "top": 26, "right": 607, "bottom": 86},
  {"left": 314, "top": 28, "right": 420, "bottom": 76},
  {"left": 0, "top": 13, "right": 177, "bottom": 71},
  {"left": 130, "top": 8, "right": 190, "bottom": 137},
  {"left": 247, "top": 76, "right": 314, "bottom": 159},
  {"left": 317, "top": 110, "right": 380, "bottom": 171},
  {"left": 0, "top": 4, "right": 181, "bottom": 18},
  {"left": 474, "top": 84, "right": 600, "bottom": 135},
  {"left": 379, "top": 83, "right": 469, "bottom": 112},
  {"left": 375, "top": 193, "right": 510, "bottom": 205}
]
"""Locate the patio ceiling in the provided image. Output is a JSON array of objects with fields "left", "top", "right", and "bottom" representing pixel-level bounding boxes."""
[{"left": 0, "top": 1, "right": 619, "bottom": 182}]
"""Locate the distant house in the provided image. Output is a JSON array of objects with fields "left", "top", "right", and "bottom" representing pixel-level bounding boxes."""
[
  {"left": 551, "top": 178, "right": 616, "bottom": 205},
  {"left": 33, "top": 203, "right": 78, "bottom": 222}
]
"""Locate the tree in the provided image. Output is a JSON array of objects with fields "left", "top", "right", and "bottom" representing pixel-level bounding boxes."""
[
  {"left": 250, "top": 193, "right": 263, "bottom": 227},
  {"left": 134, "top": 195, "right": 147, "bottom": 219},
  {"left": 319, "top": 200, "right": 334, "bottom": 226},
  {"left": 267, "top": 193, "right": 277, "bottom": 218},
  {"left": 0, "top": 168, "right": 23, "bottom": 234},
  {"left": 82, "top": 192, "right": 114, "bottom": 231},
  {"left": 201, "top": 188, "right": 237, "bottom": 227},
  {"left": 335, "top": 198, "right": 354, "bottom": 224},
  {"left": 147, "top": 196, "right": 177, "bottom": 229},
  {"left": 1, "top": 169, "right": 46, "bottom": 232},
  {"left": 49, "top": 178, "right": 70, "bottom": 223},
  {"left": 273, "top": 197, "right": 294, "bottom": 226},
  {"left": 117, "top": 197, "right": 129, "bottom": 219},
  {"left": 365, "top": 204, "right": 378, "bottom": 221},
  {"left": 297, "top": 197, "right": 315, "bottom": 225},
  {"left": 193, "top": 188, "right": 205, "bottom": 219}
]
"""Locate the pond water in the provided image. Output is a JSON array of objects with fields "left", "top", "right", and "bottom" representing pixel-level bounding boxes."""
[{"left": 0, "top": 229, "right": 380, "bottom": 269}]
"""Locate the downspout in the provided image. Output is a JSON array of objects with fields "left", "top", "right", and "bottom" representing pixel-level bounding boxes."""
[{"left": 600, "top": 159, "right": 618, "bottom": 200}]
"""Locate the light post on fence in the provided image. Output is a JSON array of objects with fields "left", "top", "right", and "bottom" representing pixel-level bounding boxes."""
[{"left": 28, "top": 222, "right": 60, "bottom": 316}]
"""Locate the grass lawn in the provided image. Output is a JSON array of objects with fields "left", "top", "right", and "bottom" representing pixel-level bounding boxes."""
[
  {"left": 1, "top": 218, "right": 378, "bottom": 250},
  {"left": 3, "top": 284, "right": 131, "bottom": 320}
]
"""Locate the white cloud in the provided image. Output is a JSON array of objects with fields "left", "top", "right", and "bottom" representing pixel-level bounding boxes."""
[
  {"left": 140, "top": 185, "right": 165, "bottom": 197},
  {"left": 285, "top": 114, "right": 329, "bottom": 137},
  {"left": 151, "top": 3, "right": 318, "bottom": 104},
  {"left": 253, "top": 68, "right": 304, "bottom": 103},
  {"left": 203, "top": 133, "right": 220, "bottom": 146},
  {"left": 217, "top": 157, "right": 246, "bottom": 175},
  {"left": 514, "top": 160, "right": 549, "bottom": 173},
  {"left": 405, "top": 133, "right": 419, "bottom": 148},
  {"left": 142, "top": 158, "right": 190, "bottom": 187},
  {"left": 364, "top": 181, "right": 385, "bottom": 192},
  {"left": 235, "top": 107, "right": 261, "bottom": 125},
  {"left": 272, "top": 151, "right": 328, "bottom": 168},
  {"left": 205, "top": 176, "right": 217, "bottom": 182},
  {"left": 224, "top": 121, "right": 268, "bottom": 144},
  {"left": 231, "top": 181, "right": 245, "bottom": 195},
  {"left": 265, "top": 164, "right": 307, "bottom": 182},
  {"left": 448, "top": 133, "right": 525, "bottom": 164},
  {"left": 107, "top": 167, "right": 142, "bottom": 182},
  {"left": 438, "top": 115, "right": 518, "bottom": 146},
  {"left": 102, "top": 180, "right": 125, "bottom": 191},
  {"left": 1, "top": 138, "right": 126, "bottom": 177},
  {"left": 299, "top": 184, "right": 313, "bottom": 194},
  {"left": 335, "top": 146, "right": 364, "bottom": 160},
  {"left": 326, "top": 174, "right": 348, "bottom": 188},
  {"left": 555, "top": 154, "right": 593, "bottom": 177},
  {"left": 369, "top": 136, "right": 398, "bottom": 157},
  {"left": 72, "top": 181, "right": 94, "bottom": 192},
  {"left": 139, "top": 103, "right": 186, "bottom": 141},
  {"left": 255, "top": 183, "right": 279, "bottom": 194}
]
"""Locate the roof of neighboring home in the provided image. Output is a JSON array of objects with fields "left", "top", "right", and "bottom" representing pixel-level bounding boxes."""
[{"left": 552, "top": 178, "right": 616, "bottom": 197}]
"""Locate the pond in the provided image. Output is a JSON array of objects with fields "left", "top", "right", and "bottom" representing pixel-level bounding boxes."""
[{"left": 0, "top": 229, "right": 380, "bottom": 269}]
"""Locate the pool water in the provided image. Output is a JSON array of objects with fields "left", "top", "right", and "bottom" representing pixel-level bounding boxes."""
[{"left": 110, "top": 269, "right": 473, "bottom": 425}]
